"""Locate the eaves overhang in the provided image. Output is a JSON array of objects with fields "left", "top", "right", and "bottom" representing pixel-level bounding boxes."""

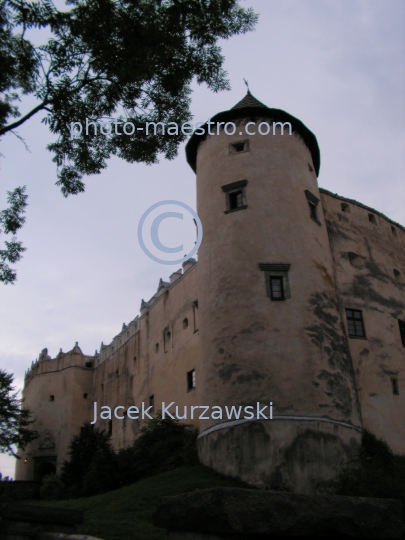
[{"left": 185, "top": 106, "right": 320, "bottom": 177}]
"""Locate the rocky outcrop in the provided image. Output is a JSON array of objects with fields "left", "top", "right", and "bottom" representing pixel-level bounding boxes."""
[{"left": 153, "top": 488, "right": 404, "bottom": 539}]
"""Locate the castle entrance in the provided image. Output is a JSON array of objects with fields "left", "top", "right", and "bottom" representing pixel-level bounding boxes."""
[{"left": 34, "top": 457, "right": 57, "bottom": 481}]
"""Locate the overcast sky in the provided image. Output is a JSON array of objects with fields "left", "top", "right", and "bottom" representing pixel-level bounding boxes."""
[{"left": 1, "top": 0, "right": 404, "bottom": 477}]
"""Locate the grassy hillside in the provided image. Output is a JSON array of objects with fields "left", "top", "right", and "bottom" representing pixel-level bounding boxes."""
[{"left": 31, "top": 465, "right": 252, "bottom": 540}]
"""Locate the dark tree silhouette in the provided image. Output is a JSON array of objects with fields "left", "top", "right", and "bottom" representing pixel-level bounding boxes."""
[
  {"left": 1, "top": 0, "right": 258, "bottom": 282},
  {"left": 0, "top": 369, "right": 38, "bottom": 456}
]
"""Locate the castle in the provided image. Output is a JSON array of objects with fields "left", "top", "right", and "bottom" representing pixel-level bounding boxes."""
[{"left": 16, "top": 92, "right": 405, "bottom": 492}]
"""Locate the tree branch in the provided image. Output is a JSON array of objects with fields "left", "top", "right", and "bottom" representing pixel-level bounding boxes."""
[{"left": 0, "top": 101, "right": 50, "bottom": 136}]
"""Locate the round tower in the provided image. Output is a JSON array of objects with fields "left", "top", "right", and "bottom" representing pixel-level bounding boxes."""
[{"left": 186, "top": 92, "right": 362, "bottom": 492}]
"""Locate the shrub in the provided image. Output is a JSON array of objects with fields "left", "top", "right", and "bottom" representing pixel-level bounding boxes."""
[
  {"left": 116, "top": 412, "right": 198, "bottom": 486},
  {"left": 61, "top": 422, "right": 117, "bottom": 496},
  {"left": 82, "top": 450, "right": 120, "bottom": 496},
  {"left": 319, "top": 429, "right": 405, "bottom": 516},
  {"left": 40, "top": 474, "right": 65, "bottom": 500},
  {"left": 62, "top": 415, "right": 198, "bottom": 496}
]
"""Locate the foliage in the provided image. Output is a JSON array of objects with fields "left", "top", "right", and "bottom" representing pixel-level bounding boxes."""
[
  {"left": 82, "top": 447, "right": 119, "bottom": 496},
  {"left": 318, "top": 429, "right": 405, "bottom": 514},
  {"left": 40, "top": 473, "right": 65, "bottom": 500},
  {"left": 32, "top": 464, "right": 253, "bottom": 540},
  {"left": 0, "top": 368, "right": 38, "bottom": 456},
  {"left": 116, "top": 411, "right": 198, "bottom": 484},
  {"left": 60, "top": 421, "right": 116, "bottom": 496},
  {"left": 60, "top": 414, "right": 198, "bottom": 497},
  {"left": 0, "top": 0, "right": 257, "bottom": 283},
  {"left": 2, "top": 0, "right": 257, "bottom": 239},
  {"left": 0, "top": 185, "right": 28, "bottom": 284}
]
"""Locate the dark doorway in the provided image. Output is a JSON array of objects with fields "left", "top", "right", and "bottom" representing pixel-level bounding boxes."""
[{"left": 36, "top": 460, "right": 56, "bottom": 480}]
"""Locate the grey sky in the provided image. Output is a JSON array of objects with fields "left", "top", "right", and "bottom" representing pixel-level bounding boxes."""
[{"left": 1, "top": 0, "right": 404, "bottom": 477}]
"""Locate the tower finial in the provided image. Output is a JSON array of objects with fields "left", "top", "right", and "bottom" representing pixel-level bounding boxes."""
[{"left": 243, "top": 78, "right": 249, "bottom": 92}]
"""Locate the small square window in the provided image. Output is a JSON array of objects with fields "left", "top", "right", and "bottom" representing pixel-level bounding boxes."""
[
  {"left": 368, "top": 213, "right": 376, "bottom": 224},
  {"left": 341, "top": 203, "right": 350, "bottom": 213},
  {"left": 85, "top": 361, "right": 93, "bottom": 368},
  {"left": 49, "top": 395, "right": 54, "bottom": 402},
  {"left": 398, "top": 319, "right": 405, "bottom": 348},
  {"left": 229, "top": 140, "right": 249, "bottom": 154},
  {"left": 83, "top": 393, "right": 88, "bottom": 399},
  {"left": 391, "top": 226, "right": 397, "bottom": 235},
  {"left": 270, "top": 276, "right": 284, "bottom": 300},
  {"left": 348, "top": 252, "right": 363, "bottom": 268},
  {"left": 391, "top": 378, "right": 399, "bottom": 396},
  {"left": 149, "top": 395, "right": 154, "bottom": 413},
  {"left": 187, "top": 369, "right": 196, "bottom": 391},
  {"left": 393, "top": 269, "right": 402, "bottom": 283},
  {"left": 345, "top": 309, "right": 366, "bottom": 338}
]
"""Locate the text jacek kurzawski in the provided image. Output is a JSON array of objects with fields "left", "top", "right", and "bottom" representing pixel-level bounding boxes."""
[{"left": 91, "top": 402, "right": 273, "bottom": 424}]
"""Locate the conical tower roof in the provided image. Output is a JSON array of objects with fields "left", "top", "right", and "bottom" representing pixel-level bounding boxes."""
[
  {"left": 231, "top": 91, "right": 268, "bottom": 110},
  {"left": 185, "top": 92, "right": 320, "bottom": 176}
]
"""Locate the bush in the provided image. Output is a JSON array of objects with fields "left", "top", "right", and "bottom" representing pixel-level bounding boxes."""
[
  {"left": 40, "top": 474, "right": 65, "bottom": 500},
  {"left": 61, "top": 415, "right": 198, "bottom": 497},
  {"left": 61, "top": 422, "right": 118, "bottom": 496},
  {"left": 116, "top": 412, "right": 198, "bottom": 486},
  {"left": 82, "top": 450, "right": 119, "bottom": 496},
  {"left": 319, "top": 429, "right": 405, "bottom": 515}
]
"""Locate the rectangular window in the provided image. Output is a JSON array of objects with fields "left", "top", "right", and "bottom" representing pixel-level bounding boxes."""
[
  {"left": 391, "top": 378, "right": 399, "bottom": 396},
  {"left": 108, "top": 420, "right": 112, "bottom": 436},
  {"left": 270, "top": 276, "right": 284, "bottom": 300},
  {"left": 164, "top": 327, "right": 171, "bottom": 353},
  {"left": 345, "top": 309, "right": 366, "bottom": 338},
  {"left": 187, "top": 369, "right": 196, "bottom": 391},
  {"left": 309, "top": 201, "right": 318, "bottom": 221},
  {"left": 49, "top": 395, "right": 54, "bottom": 402},
  {"left": 398, "top": 319, "right": 405, "bottom": 348},
  {"left": 222, "top": 180, "right": 248, "bottom": 214},
  {"left": 149, "top": 395, "right": 154, "bottom": 414},
  {"left": 304, "top": 190, "right": 321, "bottom": 226},
  {"left": 229, "top": 190, "right": 244, "bottom": 210},
  {"left": 193, "top": 300, "right": 199, "bottom": 332},
  {"left": 259, "top": 263, "right": 291, "bottom": 301}
]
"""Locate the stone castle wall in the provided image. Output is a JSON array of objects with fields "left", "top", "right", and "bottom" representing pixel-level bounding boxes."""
[
  {"left": 16, "top": 261, "right": 201, "bottom": 480},
  {"left": 321, "top": 189, "right": 405, "bottom": 454},
  {"left": 15, "top": 97, "right": 405, "bottom": 490},
  {"left": 15, "top": 191, "right": 405, "bottom": 485}
]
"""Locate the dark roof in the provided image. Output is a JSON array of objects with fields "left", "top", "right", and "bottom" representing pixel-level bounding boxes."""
[
  {"left": 185, "top": 92, "right": 320, "bottom": 176},
  {"left": 231, "top": 91, "right": 268, "bottom": 110}
]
